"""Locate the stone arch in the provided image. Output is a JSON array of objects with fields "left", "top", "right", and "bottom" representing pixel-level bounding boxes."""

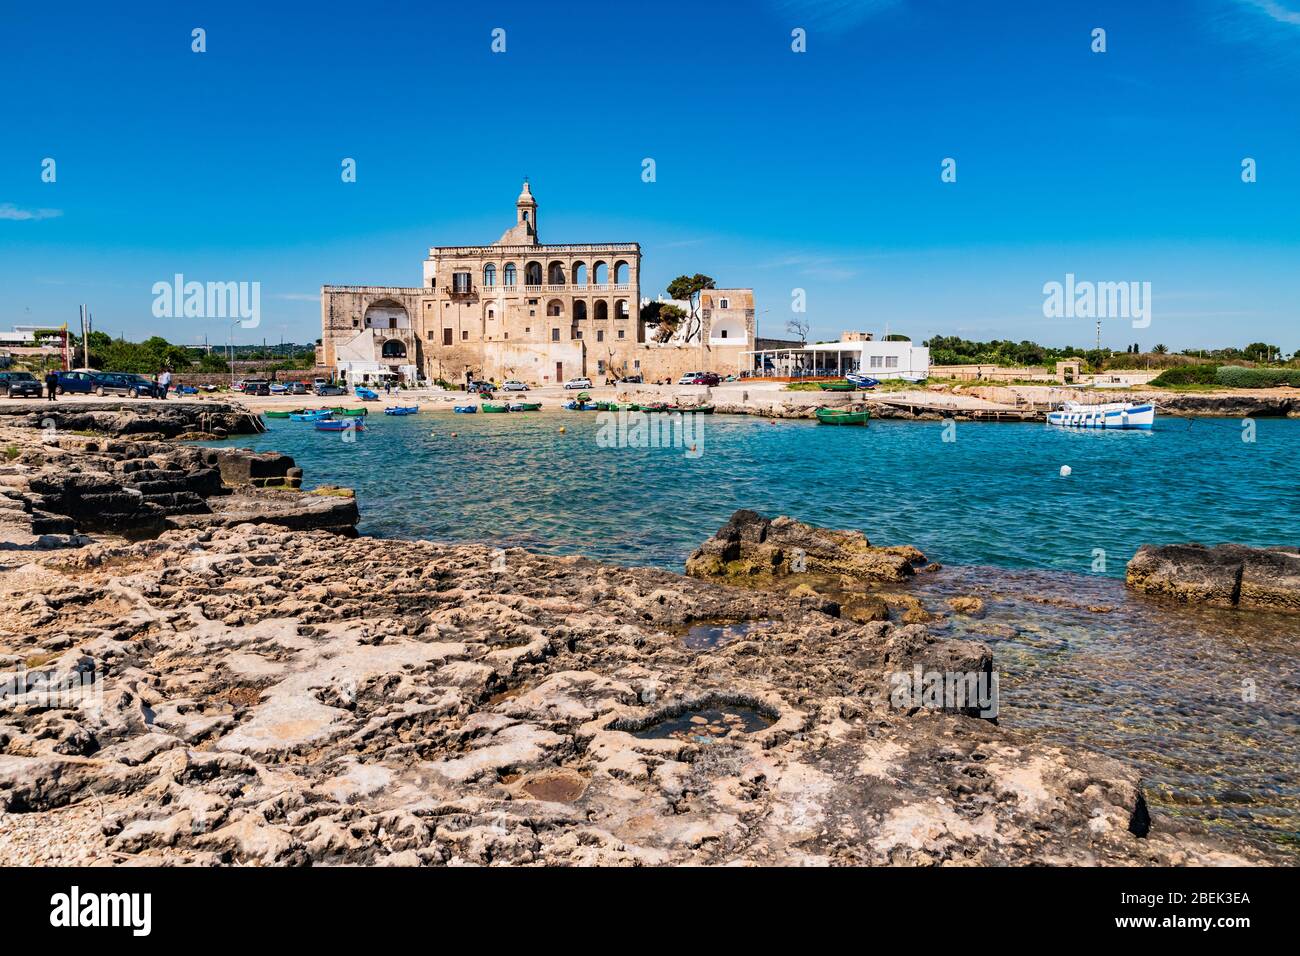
[
  {"left": 573, "top": 300, "right": 588, "bottom": 322},
  {"left": 381, "top": 339, "right": 407, "bottom": 359},
  {"left": 615, "top": 298, "right": 629, "bottom": 320},
  {"left": 571, "top": 262, "right": 587, "bottom": 286},
  {"left": 546, "top": 299, "right": 564, "bottom": 317},
  {"left": 483, "top": 263, "right": 497, "bottom": 288},
  {"left": 525, "top": 261, "right": 543, "bottom": 287},
  {"left": 595, "top": 300, "right": 609, "bottom": 321},
  {"left": 547, "top": 261, "right": 566, "bottom": 285},
  {"left": 592, "top": 261, "right": 608, "bottom": 285},
  {"left": 364, "top": 298, "right": 409, "bottom": 329},
  {"left": 614, "top": 261, "right": 630, "bottom": 285},
  {"left": 503, "top": 263, "right": 517, "bottom": 288}
]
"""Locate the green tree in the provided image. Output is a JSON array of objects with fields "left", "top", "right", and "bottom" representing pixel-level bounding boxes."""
[{"left": 664, "top": 273, "right": 715, "bottom": 343}]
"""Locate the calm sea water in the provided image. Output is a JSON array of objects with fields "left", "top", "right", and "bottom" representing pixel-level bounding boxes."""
[
  {"left": 205, "top": 411, "right": 1300, "bottom": 856},
  {"left": 212, "top": 412, "right": 1300, "bottom": 576}
]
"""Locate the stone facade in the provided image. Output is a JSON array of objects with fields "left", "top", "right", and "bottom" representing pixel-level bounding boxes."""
[{"left": 321, "top": 182, "right": 754, "bottom": 385}]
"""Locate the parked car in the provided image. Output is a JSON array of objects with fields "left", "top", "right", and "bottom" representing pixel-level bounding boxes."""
[
  {"left": 500, "top": 380, "right": 529, "bottom": 392},
  {"left": 56, "top": 370, "right": 96, "bottom": 395},
  {"left": 241, "top": 378, "right": 271, "bottom": 396},
  {"left": 92, "top": 372, "right": 160, "bottom": 398},
  {"left": 678, "top": 372, "right": 720, "bottom": 386},
  {"left": 2, "top": 371, "right": 43, "bottom": 398},
  {"left": 313, "top": 382, "right": 345, "bottom": 396},
  {"left": 564, "top": 377, "right": 593, "bottom": 390},
  {"left": 467, "top": 380, "right": 495, "bottom": 393},
  {"left": 287, "top": 382, "right": 308, "bottom": 395}
]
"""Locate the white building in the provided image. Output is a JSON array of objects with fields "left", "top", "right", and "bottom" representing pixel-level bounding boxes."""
[{"left": 746, "top": 338, "right": 930, "bottom": 380}]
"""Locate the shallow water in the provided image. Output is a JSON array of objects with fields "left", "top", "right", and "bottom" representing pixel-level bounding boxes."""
[{"left": 206, "top": 411, "right": 1300, "bottom": 855}]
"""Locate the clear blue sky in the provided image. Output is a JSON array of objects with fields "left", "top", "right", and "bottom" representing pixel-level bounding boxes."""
[{"left": 2, "top": 0, "right": 1297, "bottom": 351}]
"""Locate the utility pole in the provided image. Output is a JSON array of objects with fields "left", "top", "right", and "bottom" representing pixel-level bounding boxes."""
[{"left": 1095, "top": 316, "right": 1101, "bottom": 353}]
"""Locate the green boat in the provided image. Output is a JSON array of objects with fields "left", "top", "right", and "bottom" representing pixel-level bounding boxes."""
[
  {"left": 815, "top": 407, "right": 870, "bottom": 426},
  {"left": 511, "top": 401, "right": 542, "bottom": 411},
  {"left": 263, "top": 409, "right": 297, "bottom": 419},
  {"left": 482, "top": 403, "right": 510, "bottom": 413},
  {"left": 816, "top": 381, "right": 856, "bottom": 391},
  {"left": 331, "top": 407, "right": 368, "bottom": 417}
]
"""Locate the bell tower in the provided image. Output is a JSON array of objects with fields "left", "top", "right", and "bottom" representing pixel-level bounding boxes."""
[{"left": 516, "top": 178, "right": 538, "bottom": 239}]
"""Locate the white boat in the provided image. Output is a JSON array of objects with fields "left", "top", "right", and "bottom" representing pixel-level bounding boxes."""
[{"left": 1046, "top": 400, "right": 1155, "bottom": 430}]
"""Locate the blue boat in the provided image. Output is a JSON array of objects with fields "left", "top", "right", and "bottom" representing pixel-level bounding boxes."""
[
  {"left": 289, "top": 410, "right": 333, "bottom": 422},
  {"left": 453, "top": 405, "right": 477, "bottom": 414},
  {"left": 384, "top": 406, "right": 419, "bottom": 415},
  {"left": 315, "top": 419, "right": 364, "bottom": 432},
  {"left": 845, "top": 372, "right": 880, "bottom": 389},
  {"left": 354, "top": 387, "right": 379, "bottom": 401}
]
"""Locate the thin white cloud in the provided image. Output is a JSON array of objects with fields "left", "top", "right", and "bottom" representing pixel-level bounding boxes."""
[
  {"left": 1236, "top": 0, "right": 1300, "bottom": 26},
  {"left": 0, "top": 203, "right": 62, "bottom": 221},
  {"left": 273, "top": 293, "right": 320, "bottom": 302}
]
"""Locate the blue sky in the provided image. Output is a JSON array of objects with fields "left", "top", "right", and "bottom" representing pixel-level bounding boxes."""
[{"left": 2, "top": 0, "right": 1297, "bottom": 350}]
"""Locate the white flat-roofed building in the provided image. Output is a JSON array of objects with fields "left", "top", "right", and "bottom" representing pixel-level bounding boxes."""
[{"left": 746, "top": 337, "right": 930, "bottom": 380}]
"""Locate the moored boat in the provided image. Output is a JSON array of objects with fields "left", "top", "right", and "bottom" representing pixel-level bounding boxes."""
[
  {"left": 263, "top": 410, "right": 295, "bottom": 419},
  {"left": 509, "top": 401, "right": 542, "bottom": 411},
  {"left": 332, "top": 407, "right": 368, "bottom": 417},
  {"left": 845, "top": 373, "right": 880, "bottom": 389},
  {"left": 384, "top": 406, "right": 419, "bottom": 415},
  {"left": 453, "top": 405, "right": 477, "bottom": 413},
  {"left": 289, "top": 409, "right": 333, "bottom": 422},
  {"left": 1046, "top": 401, "right": 1155, "bottom": 430},
  {"left": 354, "top": 387, "right": 379, "bottom": 401},
  {"left": 481, "top": 403, "right": 510, "bottom": 413},
  {"left": 314, "top": 419, "right": 364, "bottom": 432},
  {"left": 816, "top": 381, "right": 857, "bottom": 391},
  {"left": 815, "top": 407, "right": 870, "bottom": 426}
]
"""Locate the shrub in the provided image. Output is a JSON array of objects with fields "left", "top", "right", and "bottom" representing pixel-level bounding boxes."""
[
  {"left": 1150, "top": 364, "right": 1219, "bottom": 386},
  {"left": 1215, "top": 366, "right": 1300, "bottom": 388}
]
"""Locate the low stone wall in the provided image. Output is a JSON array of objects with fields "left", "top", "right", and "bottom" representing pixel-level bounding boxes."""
[{"left": 0, "top": 400, "right": 264, "bottom": 437}]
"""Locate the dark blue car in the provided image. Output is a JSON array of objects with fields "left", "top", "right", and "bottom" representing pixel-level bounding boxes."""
[{"left": 56, "top": 370, "right": 97, "bottom": 395}]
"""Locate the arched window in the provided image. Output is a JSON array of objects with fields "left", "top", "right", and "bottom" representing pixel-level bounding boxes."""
[
  {"left": 503, "top": 263, "right": 516, "bottom": 288},
  {"left": 572, "top": 262, "right": 587, "bottom": 286},
  {"left": 615, "top": 299, "right": 629, "bottom": 320},
  {"left": 573, "top": 301, "right": 588, "bottom": 321},
  {"left": 483, "top": 264, "right": 496, "bottom": 288},
  {"left": 547, "top": 261, "right": 566, "bottom": 285},
  {"left": 614, "top": 261, "right": 629, "bottom": 285},
  {"left": 546, "top": 299, "right": 564, "bottom": 317},
  {"left": 592, "top": 261, "right": 608, "bottom": 285},
  {"left": 381, "top": 340, "right": 407, "bottom": 359},
  {"left": 525, "top": 262, "right": 542, "bottom": 287},
  {"left": 595, "top": 300, "right": 609, "bottom": 321}
]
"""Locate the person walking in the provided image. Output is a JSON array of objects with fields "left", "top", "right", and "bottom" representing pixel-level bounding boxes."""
[
  {"left": 45, "top": 369, "right": 59, "bottom": 401},
  {"left": 159, "top": 368, "right": 172, "bottom": 400}
]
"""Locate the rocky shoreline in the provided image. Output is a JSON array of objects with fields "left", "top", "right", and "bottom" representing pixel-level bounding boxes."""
[{"left": 0, "top": 409, "right": 1285, "bottom": 865}]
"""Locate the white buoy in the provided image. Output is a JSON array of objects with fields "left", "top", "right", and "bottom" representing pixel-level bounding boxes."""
[{"left": 1059, "top": 465, "right": 1072, "bottom": 477}]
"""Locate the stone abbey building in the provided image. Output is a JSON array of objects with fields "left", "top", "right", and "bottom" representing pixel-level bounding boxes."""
[{"left": 320, "top": 181, "right": 754, "bottom": 386}]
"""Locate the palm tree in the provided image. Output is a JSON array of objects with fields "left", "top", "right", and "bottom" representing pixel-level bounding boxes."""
[{"left": 1152, "top": 344, "right": 1168, "bottom": 354}]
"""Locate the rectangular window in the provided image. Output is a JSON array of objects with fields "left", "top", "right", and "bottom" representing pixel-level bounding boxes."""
[
  {"left": 427, "top": 331, "right": 434, "bottom": 340},
  {"left": 388, "top": 317, "right": 397, "bottom": 329},
  {"left": 443, "top": 328, "right": 453, "bottom": 346},
  {"left": 551, "top": 328, "right": 559, "bottom": 342},
  {"left": 870, "top": 355, "right": 883, "bottom": 368},
  {"left": 462, "top": 330, "right": 468, "bottom": 341},
  {"left": 596, "top": 330, "right": 604, "bottom": 342},
  {"left": 575, "top": 330, "right": 582, "bottom": 339},
  {"left": 885, "top": 355, "right": 899, "bottom": 368},
  {"left": 452, "top": 272, "right": 471, "bottom": 294},
  {"left": 633, "top": 359, "right": 640, "bottom": 369},
  {"left": 618, "top": 329, "right": 625, "bottom": 339},
  {"left": 720, "top": 298, "right": 729, "bottom": 309},
  {"left": 597, "top": 360, "right": 605, "bottom": 374}
]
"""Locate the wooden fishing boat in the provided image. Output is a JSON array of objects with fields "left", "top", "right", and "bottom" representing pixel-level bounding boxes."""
[
  {"left": 814, "top": 407, "right": 870, "bottom": 426},
  {"left": 263, "top": 410, "right": 296, "bottom": 419},
  {"left": 384, "top": 406, "right": 419, "bottom": 415},
  {"left": 681, "top": 404, "right": 715, "bottom": 414},
  {"left": 453, "top": 405, "right": 477, "bottom": 413},
  {"left": 331, "top": 406, "right": 368, "bottom": 417},
  {"left": 816, "top": 381, "right": 857, "bottom": 391},
  {"left": 354, "top": 387, "right": 379, "bottom": 401},
  {"left": 845, "top": 373, "right": 879, "bottom": 389},
  {"left": 509, "top": 401, "right": 542, "bottom": 411},
  {"left": 289, "top": 410, "right": 333, "bottom": 422},
  {"left": 481, "top": 403, "right": 511, "bottom": 413},
  {"left": 314, "top": 419, "right": 364, "bottom": 432}
]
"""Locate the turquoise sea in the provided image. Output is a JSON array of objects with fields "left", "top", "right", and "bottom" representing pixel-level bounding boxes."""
[
  {"left": 206, "top": 411, "right": 1300, "bottom": 857},
  {"left": 213, "top": 412, "right": 1299, "bottom": 576}
]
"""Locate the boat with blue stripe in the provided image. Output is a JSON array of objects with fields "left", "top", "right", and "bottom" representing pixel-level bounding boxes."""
[{"left": 1046, "top": 401, "right": 1155, "bottom": 430}]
